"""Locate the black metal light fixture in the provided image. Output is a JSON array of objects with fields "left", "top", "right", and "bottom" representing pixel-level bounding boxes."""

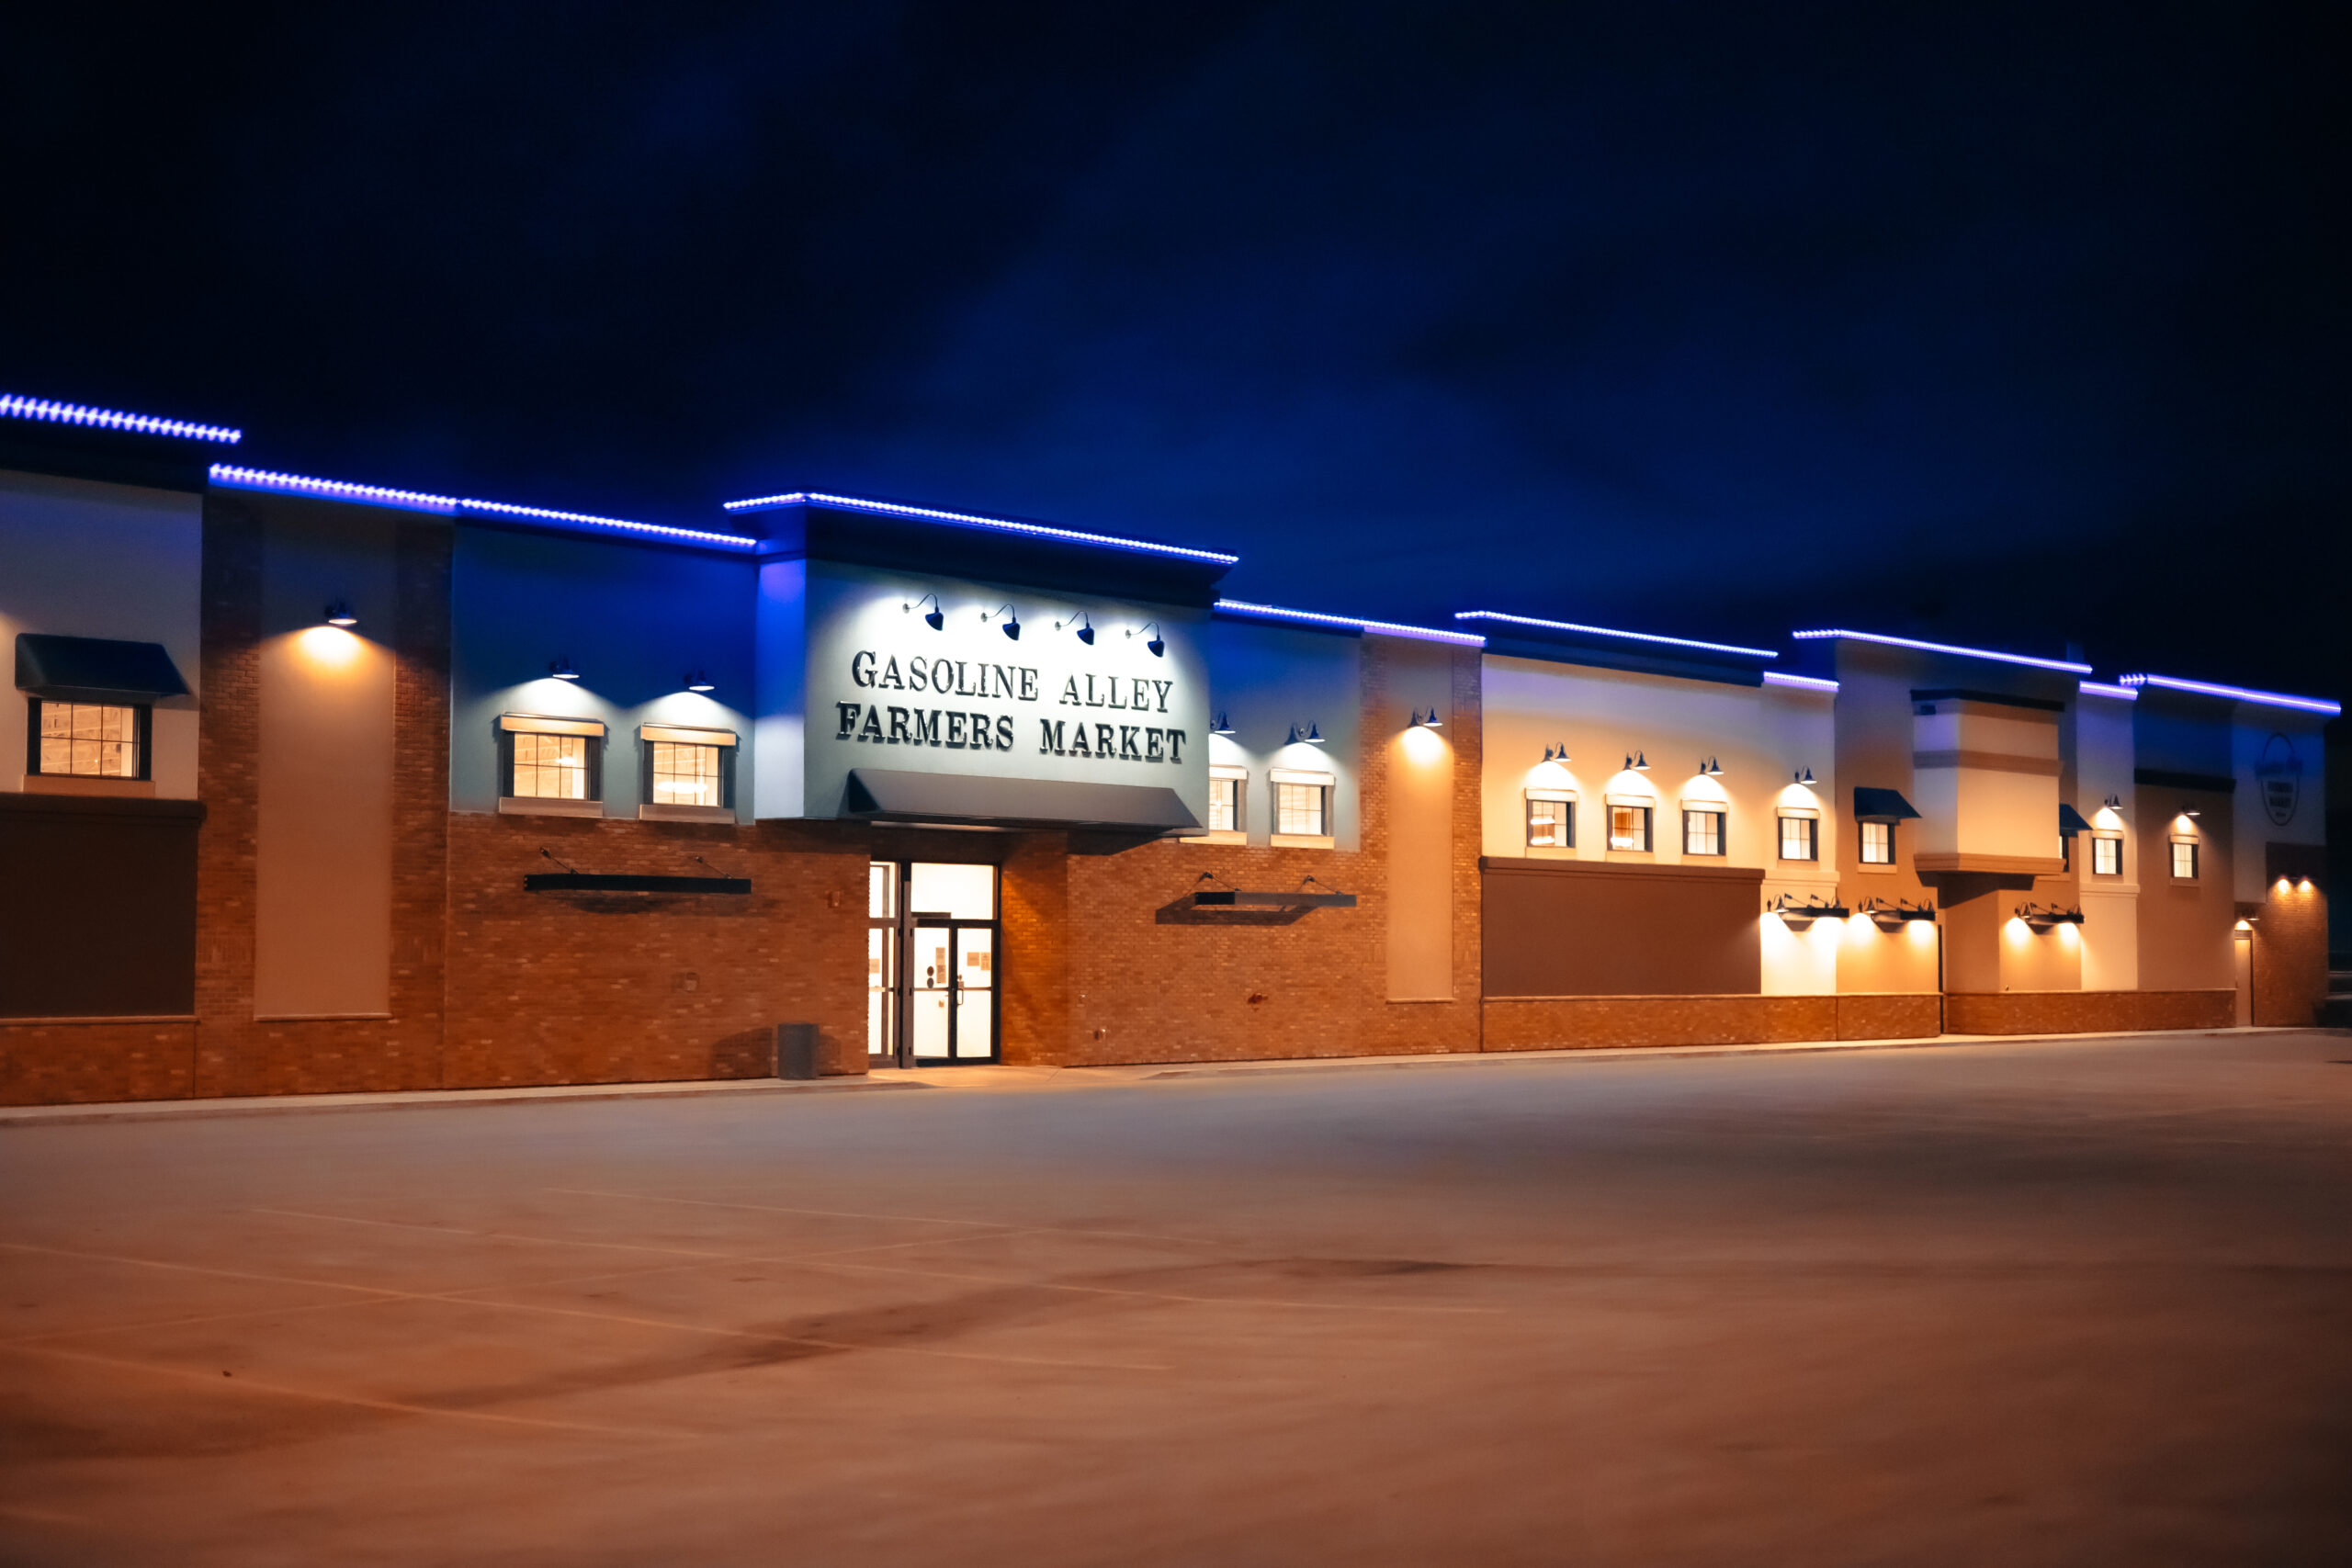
[
  {"left": 1792, "top": 766, "right": 1816, "bottom": 785},
  {"left": 1860, "top": 896, "right": 1937, "bottom": 929},
  {"left": 1128, "top": 621, "right": 1165, "bottom": 656},
  {"left": 684, "top": 670, "right": 714, "bottom": 693},
  {"left": 2016, "top": 902, "right": 2086, "bottom": 930},
  {"left": 548, "top": 657, "right": 581, "bottom": 681},
  {"left": 1768, "top": 892, "right": 1849, "bottom": 925},
  {"left": 1626, "top": 750, "right": 1649, "bottom": 772},
  {"left": 983, "top": 604, "right": 1021, "bottom": 640},
  {"left": 1285, "top": 721, "right": 1326, "bottom": 746},
  {"left": 1412, "top": 708, "right": 1443, "bottom": 728},
  {"left": 905, "top": 592, "right": 944, "bottom": 631},
  {"left": 322, "top": 599, "right": 357, "bottom": 627},
  {"left": 1701, "top": 756, "right": 1724, "bottom": 776},
  {"left": 1057, "top": 612, "right": 1095, "bottom": 646},
  {"left": 1210, "top": 711, "right": 1235, "bottom": 735}
]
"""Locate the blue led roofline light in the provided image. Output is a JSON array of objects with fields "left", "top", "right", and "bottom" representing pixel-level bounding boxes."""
[
  {"left": 4, "top": 392, "right": 242, "bottom": 445},
  {"left": 720, "top": 491, "right": 1238, "bottom": 566},
  {"left": 2077, "top": 681, "right": 2139, "bottom": 702},
  {"left": 1214, "top": 599, "right": 1485, "bottom": 647},
  {"left": 1762, "top": 671, "right": 1839, "bottom": 693},
  {"left": 209, "top": 466, "right": 755, "bottom": 549},
  {"left": 1454, "top": 610, "right": 1777, "bottom": 660},
  {"left": 1790, "top": 628, "right": 2092, "bottom": 675},
  {"left": 2118, "top": 673, "right": 2340, "bottom": 716}
]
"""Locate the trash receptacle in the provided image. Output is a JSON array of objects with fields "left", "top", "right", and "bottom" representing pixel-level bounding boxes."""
[{"left": 775, "top": 1022, "right": 820, "bottom": 1080}]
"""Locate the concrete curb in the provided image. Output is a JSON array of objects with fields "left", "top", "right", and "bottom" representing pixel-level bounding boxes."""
[{"left": 0, "top": 1076, "right": 922, "bottom": 1128}]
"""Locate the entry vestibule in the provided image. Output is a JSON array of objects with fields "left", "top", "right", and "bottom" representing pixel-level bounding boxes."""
[{"left": 868, "top": 860, "right": 1000, "bottom": 1066}]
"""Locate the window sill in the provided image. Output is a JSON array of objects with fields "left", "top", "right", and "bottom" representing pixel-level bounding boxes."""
[
  {"left": 1270, "top": 833, "right": 1335, "bottom": 850},
  {"left": 639, "top": 803, "right": 737, "bottom": 824},
  {"left": 1855, "top": 861, "right": 1897, "bottom": 874},
  {"left": 1605, "top": 850, "right": 1655, "bottom": 862},
  {"left": 21, "top": 774, "right": 155, "bottom": 797},
  {"left": 499, "top": 796, "right": 603, "bottom": 818}
]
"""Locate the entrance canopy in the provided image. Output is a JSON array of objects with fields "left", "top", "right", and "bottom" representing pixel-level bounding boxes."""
[{"left": 844, "top": 768, "right": 1200, "bottom": 833}]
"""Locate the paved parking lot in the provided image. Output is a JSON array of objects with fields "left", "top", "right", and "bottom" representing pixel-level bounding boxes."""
[{"left": 5, "top": 1031, "right": 2350, "bottom": 1566}]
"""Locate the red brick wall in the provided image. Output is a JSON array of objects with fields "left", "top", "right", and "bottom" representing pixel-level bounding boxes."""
[
  {"left": 1038, "top": 639, "right": 1486, "bottom": 1067},
  {"left": 440, "top": 815, "right": 870, "bottom": 1086},
  {"left": 1485, "top": 994, "right": 1839, "bottom": 1049},
  {"left": 2253, "top": 881, "right": 2327, "bottom": 1026},
  {"left": 0, "top": 1021, "right": 197, "bottom": 1105},
  {"left": 190, "top": 499, "right": 456, "bottom": 1097},
  {"left": 1943, "top": 989, "right": 2233, "bottom": 1034},
  {"left": 1836, "top": 993, "right": 1942, "bottom": 1040}
]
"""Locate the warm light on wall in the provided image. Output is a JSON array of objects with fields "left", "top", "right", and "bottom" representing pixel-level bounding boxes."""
[
  {"left": 1399, "top": 725, "right": 1447, "bottom": 765},
  {"left": 291, "top": 626, "right": 365, "bottom": 669},
  {"left": 1905, "top": 919, "right": 1937, "bottom": 944}
]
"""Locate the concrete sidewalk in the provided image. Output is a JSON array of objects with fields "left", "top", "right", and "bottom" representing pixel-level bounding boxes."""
[{"left": 0, "top": 1026, "right": 2317, "bottom": 1126}]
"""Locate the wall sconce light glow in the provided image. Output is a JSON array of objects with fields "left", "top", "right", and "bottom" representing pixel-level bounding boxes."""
[
  {"left": 2116, "top": 672, "right": 2341, "bottom": 716},
  {"left": 720, "top": 491, "right": 1240, "bottom": 566},
  {"left": 322, "top": 600, "right": 357, "bottom": 627},
  {"left": 1128, "top": 622, "right": 1166, "bottom": 657},
  {"left": 983, "top": 604, "right": 1021, "bottom": 641},
  {"left": 1452, "top": 610, "right": 1777, "bottom": 660},
  {"left": 4, "top": 392, "right": 243, "bottom": 444},
  {"left": 549, "top": 658, "right": 581, "bottom": 682},
  {"left": 1791, "top": 628, "right": 2093, "bottom": 674},
  {"left": 1400, "top": 724, "right": 1447, "bottom": 764},
  {"left": 906, "top": 593, "right": 944, "bottom": 632},
  {"left": 2235, "top": 919, "right": 2253, "bottom": 932},
  {"left": 292, "top": 626, "right": 364, "bottom": 668},
  {"left": 684, "top": 670, "right": 714, "bottom": 693},
  {"left": 1214, "top": 599, "right": 1485, "bottom": 647}
]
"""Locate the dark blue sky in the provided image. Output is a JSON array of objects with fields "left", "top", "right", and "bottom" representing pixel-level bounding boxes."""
[{"left": 6, "top": 4, "right": 2344, "bottom": 694}]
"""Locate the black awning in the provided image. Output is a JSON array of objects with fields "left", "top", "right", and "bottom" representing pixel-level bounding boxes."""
[
  {"left": 2058, "top": 803, "right": 2095, "bottom": 838},
  {"left": 1853, "top": 786, "right": 1921, "bottom": 823},
  {"left": 844, "top": 768, "right": 1201, "bottom": 832},
  {"left": 16, "top": 634, "right": 190, "bottom": 702}
]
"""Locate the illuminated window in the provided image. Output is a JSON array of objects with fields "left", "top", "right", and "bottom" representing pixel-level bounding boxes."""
[
  {"left": 1779, "top": 811, "right": 1818, "bottom": 862},
  {"left": 514, "top": 732, "right": 589, "bottom": 799},
  {"left": 1276, "top": 782, "right": 1327, "bottom": 836},
  {"left": 1609, "top": 803, "right": 1651, "bottom": 852},
  {"left": 1209, "top": 775, "right": 1239, "bottom": 832},
  {"left": 1526, "top": 794, "right": 1573, "bottom": 848},
  {"left": 2171, "top": 840, "right": 2198, "bottom": 880},
  {"left": 1860, "top": 820, "right": 1893, "bottom": 864},
  {"left": 2092, "top": 835, "right": 2121, "bottom": 876},
  {"left": 650, "top": 742, "right": 721, "bottom": 807},
  {"left": 499, "top": 715, "right": 605, "bottom": 809},
  {"left": 32, "top": 700, "right": 144, "bottom": 778},
  {"left": 1683, "top": 808, "right": 1724, "bottom": 856}
]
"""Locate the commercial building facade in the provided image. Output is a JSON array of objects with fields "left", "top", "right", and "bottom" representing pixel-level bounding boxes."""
[{"left": 0, "top": 394, "right": 2335, "bottom": 1104}]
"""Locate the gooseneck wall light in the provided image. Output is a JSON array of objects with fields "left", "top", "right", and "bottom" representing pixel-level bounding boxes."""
[
  {"left": 1285, "top": 722, "right": 1327, "bottom": 746},
  {"left": 1701, "top": 757, "right": 1724, "bottom": 776},
  {"left": 1210, "top": 712, "right": 1236, "bottom": 736},
  {"left": 1625, "top": 751, "right": 1649, "bottom": 772},
  {"left": 1128, "top": 622, "right": 1166, "bottom": 657},
  {"left": 684, "top": 670, "right": 714, "bottom": 693},
  {"left": 322, "top": 600, "right": 357, "bottom": 627},
  {"left": 1543, "top": 744, "right": 1570, "bottom": 763},
  {"left": 548, "top": 658, "right": 581, "bottom": 682},
  {"left": 1057, "top": 612, "right": 1095, "bottom": 646},
  {"left": 906, "top": 592, "right": 944, "bottom": 631},
  {"left": 1792, "top": 766, "right": 1816, "bottom": 785},
  {"left": 1411, "top": 708, "right": 1444, "bottom": 729},
  {"left": 983, "top": 604, "right": 1022, "bottom": 640}
]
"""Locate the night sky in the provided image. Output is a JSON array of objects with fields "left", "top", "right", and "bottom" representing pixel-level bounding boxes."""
[{"left": 6, "top": 4, "right": 2345, "bottom": 697}]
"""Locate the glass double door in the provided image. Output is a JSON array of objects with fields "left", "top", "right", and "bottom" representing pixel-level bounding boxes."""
[{"left": 868, "top": 861, "right": 998, "bottom": 1066}]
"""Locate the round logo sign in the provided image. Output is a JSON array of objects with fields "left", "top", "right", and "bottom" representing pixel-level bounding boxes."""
[{"left": 2256, "top": 733, "right": 2301, "bottom": 827}]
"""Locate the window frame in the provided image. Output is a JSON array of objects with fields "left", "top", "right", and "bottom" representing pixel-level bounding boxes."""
[
  {"left": 2169, "top": 837, "right": 2199, "bottom": 881},
  {"left": 1681, "top": 806, "right": 1724, "bottom": 857},
  {"left": 498, "top": 713, "right": 606, "bottom": 817},
  {"left": 1269, "top": 766, "right": 1336, "bottom": 849},
  {"left": 26, "top": 696, "right": 153, "bottom": 782},
  {"left": 2091, "top": 832, "right": 2122, "bottom": 878},
  {"left": 1606, "top": 800, "right": 1653, "bottom": 854},
  {"left": 1778, "top": 808, "right": 1819, "bottom": 863},
  {"left": 1524, "top": 788, "right": 1576, "bottom": 851},
  {"left": 1202, "top": 763, "right": 1248, "bottom": 843},
  {"left": 638, "top": 723, "right": 739, "bottom": 822},
  {"left": 1858, "top": 818, "right": 1894, "bottom": 865}
]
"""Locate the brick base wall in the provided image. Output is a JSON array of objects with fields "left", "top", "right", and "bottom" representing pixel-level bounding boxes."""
[
  {"left": 0, "top": 1020, "right": 198, "bottom": 1105},
  {"left": 440, "top": 814, "right": 870, "bottom": 1088},
  {"left": 1484, "top": 995, "right": 1838, "bottom": 1050},
  {"left": 2254, "top": 885, "right": 2328, "bottom": 1026},
  {"left": 1943, "top": 989, "right": 2233, "bottom": 1035},
  {"left": 1836, "top": 992, "right": 1943, "bottom": 1040}
]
